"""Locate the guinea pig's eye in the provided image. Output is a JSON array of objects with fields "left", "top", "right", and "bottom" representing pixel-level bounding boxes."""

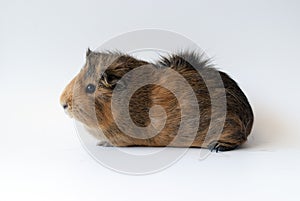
[{"left": 86, "top": 84, "right": 96, "bottom": 94}]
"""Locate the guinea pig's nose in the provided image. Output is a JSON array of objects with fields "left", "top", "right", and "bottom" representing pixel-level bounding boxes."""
[{"left": 62, "top": 104, "right": 68, "bottom": 110}]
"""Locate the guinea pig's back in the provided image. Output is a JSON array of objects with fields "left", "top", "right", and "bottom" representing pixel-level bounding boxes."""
[{"left": 152, "top": 52, "right": 254, "bottom": 149}]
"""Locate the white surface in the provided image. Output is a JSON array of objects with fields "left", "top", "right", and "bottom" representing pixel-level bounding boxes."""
[{"left": 1, "top": 0, "right": 300, "bottom": 200}]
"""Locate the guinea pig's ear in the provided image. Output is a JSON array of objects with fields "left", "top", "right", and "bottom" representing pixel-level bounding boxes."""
[
  {"left": 101, "top": 71, "right": 125, "bottom": 90},
  {"left": 86, "top": 48, "right": 92, "bottom": 57}
]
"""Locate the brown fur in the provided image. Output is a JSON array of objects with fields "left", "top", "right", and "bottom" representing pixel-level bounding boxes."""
[{"left": 60, "top": 50, "right": 254, "bottom": 151}]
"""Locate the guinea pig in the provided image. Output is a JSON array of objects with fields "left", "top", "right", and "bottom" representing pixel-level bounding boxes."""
[{"left": 60, "top": 49, "right": 254, "bottom": 152}]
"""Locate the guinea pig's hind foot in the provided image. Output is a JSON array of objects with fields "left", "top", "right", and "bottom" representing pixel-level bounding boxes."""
[
  {"left": 97, "top": 141, "right": 113, "bottom": 147},
  {"left": 207, "top": 141, "right": 238, "bottom": 152}
]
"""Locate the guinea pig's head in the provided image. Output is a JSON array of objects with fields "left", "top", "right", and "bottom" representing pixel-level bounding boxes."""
[{"left": 60, "top": 49, "right": 148, "bottom": 129}]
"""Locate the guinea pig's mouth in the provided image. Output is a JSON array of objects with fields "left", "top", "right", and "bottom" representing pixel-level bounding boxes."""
[{"left": 64, "top": 109, "right": 74, "bottom": 118}]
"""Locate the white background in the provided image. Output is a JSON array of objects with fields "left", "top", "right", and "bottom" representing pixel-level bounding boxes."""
[{"left": 1, "top": 0, "right": 300, "bottom": 200}]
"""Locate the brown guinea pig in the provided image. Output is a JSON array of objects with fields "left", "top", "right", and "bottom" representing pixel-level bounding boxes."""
[{"left": 60, "top": 49, "right": 254, "bottom": 152}]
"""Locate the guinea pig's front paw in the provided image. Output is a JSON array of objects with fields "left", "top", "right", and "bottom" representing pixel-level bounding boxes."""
[
  {"left": 97, "top": 141, "right": 113, "bottom": 147},
  {"left": 207, "top": 141, "right": 238, "bottom": 152}
]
